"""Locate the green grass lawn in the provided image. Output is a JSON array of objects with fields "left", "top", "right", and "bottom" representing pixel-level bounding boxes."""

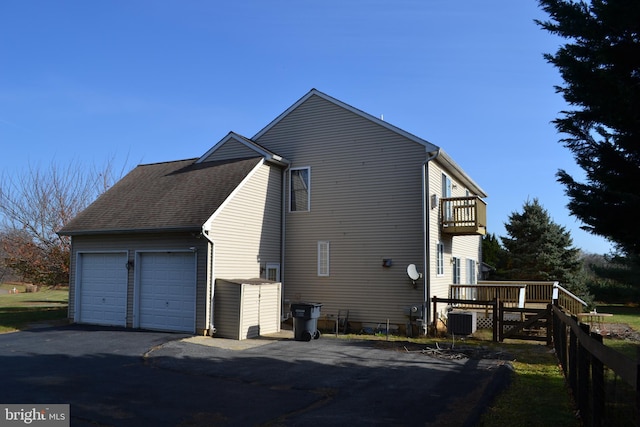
[
  {"left": 482, "top": 303, "right": 640, "bottom": 425},
  {"left": 0, "top": 284, "right": 69, "bottom": 333},
  {"left": 478, "top": 341, "right": 580, "bottom": 427}
]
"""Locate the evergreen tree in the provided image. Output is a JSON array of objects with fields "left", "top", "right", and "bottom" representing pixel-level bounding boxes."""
[
  {"left": 501, "top": 199, "right": 588, "bottom": 300},
  {"left": 481, "top": 233, "right": 508, "bottom": 279},
  {"left": 537, "top": 0, "right": 640, "bottom": 259}
]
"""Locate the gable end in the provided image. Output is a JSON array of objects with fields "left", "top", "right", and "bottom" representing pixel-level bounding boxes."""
[{"left": 253, "top": 89, "right": 439, "bottom": 152}]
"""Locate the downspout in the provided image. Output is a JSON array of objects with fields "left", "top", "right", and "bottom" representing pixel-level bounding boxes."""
[
  {"left": 201, "top": 227, "right": 216, "bottom": 336},
  {"left": 281, "top": 165, "right": 290, "bottom": 319},
  {"left": 422, "top": 149, "right": 440, "bottom": 335}
]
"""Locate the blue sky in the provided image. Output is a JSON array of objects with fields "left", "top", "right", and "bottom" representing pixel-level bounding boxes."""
[{"left": 0, "top": 1, "right": 613, "bottom": 254}]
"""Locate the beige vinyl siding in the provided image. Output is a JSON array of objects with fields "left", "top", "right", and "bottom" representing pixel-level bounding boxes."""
[
  {"left": 201, "top": 138, "right": 260, "bottom": 163},
  {"left": 207, "top": 162, "right": 282, "bottom": 281},
  {"left": 428, "top": 162, "right": 448, "bottom": 301},
  {"left": 428, "top": 159, "right": 483, "bottom": 314},
  {"left": 256, "top": 94, "right": 426, "bottom": 325},
  {"left": 444, "top": 159, "right": 482, "bottom": 285},
  {"left": 454, "top": 235, "right": 482, "bottom": 283},
  {"left": 68, "top": 233, "right": 208, "bottom": 331}
]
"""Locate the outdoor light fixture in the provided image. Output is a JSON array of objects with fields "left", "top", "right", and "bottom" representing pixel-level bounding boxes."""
[{"left": 382, "top": 259, "right": 393, "bottom": 268}]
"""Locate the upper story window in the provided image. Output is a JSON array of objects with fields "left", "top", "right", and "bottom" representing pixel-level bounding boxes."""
[
  {"left": 442, "top": 173, "right": 452, "bottom": 220},
  {"left": 441, "top": 173, "right": 452, "bottom": 198},
  {"left": 290, "top": 167, "right": 310, "bottom": 212}
]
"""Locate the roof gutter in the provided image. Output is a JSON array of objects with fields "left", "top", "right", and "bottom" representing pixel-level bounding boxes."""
[
  {"left": 436, "top": 149, "right": 488, "bottom": 198},
  {"left": 57, "top": 226, "right": 203, "bottom": 237}
]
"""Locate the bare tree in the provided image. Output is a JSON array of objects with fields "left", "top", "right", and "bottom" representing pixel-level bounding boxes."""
[{"left": 0, "top": 159, "right": 125, "bottom": 285}]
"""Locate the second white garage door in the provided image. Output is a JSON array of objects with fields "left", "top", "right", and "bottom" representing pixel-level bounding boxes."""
[{"left": 137, "top": 252, "right": 196, "bottom": 333}]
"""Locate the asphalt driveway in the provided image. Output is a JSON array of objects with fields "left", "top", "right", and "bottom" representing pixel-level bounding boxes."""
[{"left": 0, "top": 325, "right": 511, "bottom": 426}]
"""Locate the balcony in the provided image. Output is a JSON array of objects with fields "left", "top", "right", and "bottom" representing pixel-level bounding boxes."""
[{"left": 440, "top": 196, "right": 487, "bottom": 236}]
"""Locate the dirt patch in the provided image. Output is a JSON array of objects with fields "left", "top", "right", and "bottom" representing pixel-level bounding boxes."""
[
  {"left": 374, "top": 340, "right": 515, "bottom": 360},
  {"left": 598, "top": 323, "right": 640, "bottom": 342}
]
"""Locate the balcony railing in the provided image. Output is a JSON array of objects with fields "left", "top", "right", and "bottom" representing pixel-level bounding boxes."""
[{"left": 440, "top": 196, "right": 487, "bottom": 236}]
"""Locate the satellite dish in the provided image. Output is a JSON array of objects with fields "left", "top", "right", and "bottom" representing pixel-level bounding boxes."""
[{"left": 407, "top": 264, "right": 422, "bottom": 281}]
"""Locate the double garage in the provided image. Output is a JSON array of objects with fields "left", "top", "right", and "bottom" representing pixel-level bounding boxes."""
[{"left": 75, "top": 251, "right": 197, "bottom": 333}]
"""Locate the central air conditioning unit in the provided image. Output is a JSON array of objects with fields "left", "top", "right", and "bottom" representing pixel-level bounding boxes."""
[{"left": 447, "top": 311, "right": 477, "bottom": 336}]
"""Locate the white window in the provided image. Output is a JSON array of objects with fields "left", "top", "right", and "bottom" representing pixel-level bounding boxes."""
[
  {"left": 452, "top": 257, "right": 461, "bottom": 284},
  {"left": 466, "top": 259, "right": 477, "bottom": 285},
  {"left": 466, "top": 259, "right": 477, "bottom": 299},
  {"left": 441, "top": 173, "right": 452, "bottom": 198},
  {"left": 318, "top": 241, "right": 330, "bottom": 277},
  {"left": 442, "top": 173, "right": 452, "bottom": 221},
  {"left": 266, "top": 263, "right": 280, "bottom": 282},
  {"left": 436, "top": 242, "right": 444, "bottom": 276},
  {"left": 290, "top": 167, "right": 310, "bottom": 212}
]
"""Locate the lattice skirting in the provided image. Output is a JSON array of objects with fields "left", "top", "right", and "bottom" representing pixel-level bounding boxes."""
[{"left": 474, "top": 311, "right": 521, "bottom": 329}]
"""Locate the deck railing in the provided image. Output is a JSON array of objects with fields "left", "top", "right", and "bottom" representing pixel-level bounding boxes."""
[
  {"left": 450, "top": 281, "right": 588, "bottom": 315},
  {"left": 450, "top": 283, "right": 525, "bottom": 308},
  {"left": 554, "top": 283, "right": 588, "bottom": 315},
  {"left": 479, "top": 280, "right": 559, "bottom": 303}
]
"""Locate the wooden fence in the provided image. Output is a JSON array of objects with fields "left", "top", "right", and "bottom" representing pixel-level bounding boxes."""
[
  {"left": 434, "top": 293, "right": 639, "bottom": 425},
  {"left": 432, "top": 297, "right": 550, "bottom": 344},
  {"left": 499, "top": 303, "right": 551, "bottom": 344},
  {"left": 552, "top": 305, "right": 639, "bottom": 427}
]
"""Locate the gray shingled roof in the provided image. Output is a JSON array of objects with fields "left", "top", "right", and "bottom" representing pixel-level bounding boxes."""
[{"left": 59, "top": 156, "right": 263, "bottom": 235}]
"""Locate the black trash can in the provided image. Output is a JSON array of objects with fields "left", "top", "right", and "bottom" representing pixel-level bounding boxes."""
[{"left": 291, "top": 302, "right": 322, "bottom": 341}]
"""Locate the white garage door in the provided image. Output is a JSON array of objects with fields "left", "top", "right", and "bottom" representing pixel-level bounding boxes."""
[
  {"left": 138, "top": 252, "right": 196, "bottom": 333},
  {"left": 78, "top": 253, "right": 128, "bottom": 327}
]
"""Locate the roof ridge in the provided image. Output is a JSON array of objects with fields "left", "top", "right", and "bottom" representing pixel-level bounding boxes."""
[{"left": 137, "top": 157, "right": 198, "bottom": 167}]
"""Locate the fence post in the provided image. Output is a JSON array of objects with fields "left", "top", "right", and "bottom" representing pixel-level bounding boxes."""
[
  {"left": 577, "top": 322, "right": 590, "bottom": 423},
  {"left": 569, "top": 317, "right": 577, "bottom": 395},
  {"left": 590, "top": 332, "right": 604, "bottom": 427},
  {"left": 636, "top": 347, "right": 640, "bottom": 427},
  {"left": 492, "top": 297, "right": 498, "bottom": 342},
  {"left": 498, "top": 300, "right": 504, "bottom": 342},
  {"left": 560, "top": 315, "right": 568, "bottom": 376},
  {"left": 546, "top": 304, "right": 552, "bottom": 346},
  {"left": 554, "top": 309, "right": 563, "bottom": 374},
  {"left": 432, "top": 297, "right": 437, "bottom": 337}
]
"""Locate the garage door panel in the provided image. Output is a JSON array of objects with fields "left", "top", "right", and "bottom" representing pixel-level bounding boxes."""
[
  {"left": 78, "top": 253, "right": 127, "bottom": 327},
  {"left": 138, "top": 252, "right": 196, "bottom": 333}
]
